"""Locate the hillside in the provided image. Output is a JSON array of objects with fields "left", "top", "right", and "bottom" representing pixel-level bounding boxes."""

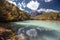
[
  {"left": 0, "top": 0, "right": 31, "bottom": 22},
  {"left": 34, "top": 12, "right": 60, "bottom": 20}
]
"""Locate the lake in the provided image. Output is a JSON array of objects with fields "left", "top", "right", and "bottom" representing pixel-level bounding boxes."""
[
  {"left": 11, "top": 20, "right": 60, "bottom": 31},
  {"left": 10, "top": 20, "right": 60, "bottom": 40}
]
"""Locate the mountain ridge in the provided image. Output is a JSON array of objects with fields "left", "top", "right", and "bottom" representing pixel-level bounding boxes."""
[
  {"left": 0, "top": 0, "right": 31, "bottom": 22},
  {"left": 33, "top": 12, "right": 60, "bottom": 20}
]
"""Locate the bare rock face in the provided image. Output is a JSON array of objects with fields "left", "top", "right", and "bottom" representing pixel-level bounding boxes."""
[{"left": 0, "top": 0, "right": 31, "bottom": 22}]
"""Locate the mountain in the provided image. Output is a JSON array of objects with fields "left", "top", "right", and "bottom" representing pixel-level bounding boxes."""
[
  {"left": 34, "top": 12, "right": 60, "bottom": 20},
  {"left": 30, "top": 11, "right": 43, "bottom": 17},
  {"left": 29, "top": 9, "right": 59, "bottom": 17},
  {"left": 0, "top": 0, "right": 31, "bottom": 22}
]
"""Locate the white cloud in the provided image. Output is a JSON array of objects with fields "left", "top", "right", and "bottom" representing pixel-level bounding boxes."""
[
  {"left": 7, "top": 0, "right": 14, "bottom": 1},
  {"left": 7, "top": 0, "right": 26, "bottom": 11},
  {"left": 44, "top": 0, "right": 53, "bottom": 2},
  {"left": 21, "top": 0, "right": 26, "bottom": 8},
  {"left": 27, "top": 0, "right": 40, "bottom": 10},
  {"left": 7, "top": 0, "right": 40, "bottom": 12},
  {"left": 6, "top": 0, "right": 16, "bottom": 6},
  {"left": 18, "top": 3, "right": 25, "bottom": 10},
  {"left": 26, "top": 29, "right": 37, "bottom": 37},
  {"left": 38, "top": 8, "right": 59, "bottom": 12},
  {"left": 17, "top": 0, "right": 27, "bottom": 11}
]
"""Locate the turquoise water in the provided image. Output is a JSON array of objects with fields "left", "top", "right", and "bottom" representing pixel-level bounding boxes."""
[
  {"left": 13, "top": 20, "right": 60, "bottom": 30},
  {"left": 10, "top": 20, "right": 60, "bottom": 40}
]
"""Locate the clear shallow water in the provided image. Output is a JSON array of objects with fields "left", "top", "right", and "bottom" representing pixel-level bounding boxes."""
[
  {"left": 13, "top": 20, "right": 60, "bottom": 30},
  {"left": 10, "top": 20, "right": 60, "bottom": 40}
]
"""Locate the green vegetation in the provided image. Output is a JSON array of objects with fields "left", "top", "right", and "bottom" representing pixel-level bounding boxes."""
[
  {"left": 34, "top": 12, "right": 60, "bottom": 20},
  {"left": 0, "top": 0, "right": 31, "bottom": 22}
]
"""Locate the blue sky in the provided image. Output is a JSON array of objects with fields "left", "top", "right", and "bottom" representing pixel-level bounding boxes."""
[
  {"left": 7, "top": 0, "right": 60, "bottom": 13},
  {"left": 38, "top": 0, "right": 60, "bottom": 10}
]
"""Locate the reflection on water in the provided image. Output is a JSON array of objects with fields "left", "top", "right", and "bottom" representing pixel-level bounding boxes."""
[
  {"left": 16, "top": 25, "right": 60, "bottom": 40},
  {"left": 10, "top": 24, "right": 60, "bottom": 40},
  {"left": 9, "top": 20, "right": 60, "bottom": 40}
]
